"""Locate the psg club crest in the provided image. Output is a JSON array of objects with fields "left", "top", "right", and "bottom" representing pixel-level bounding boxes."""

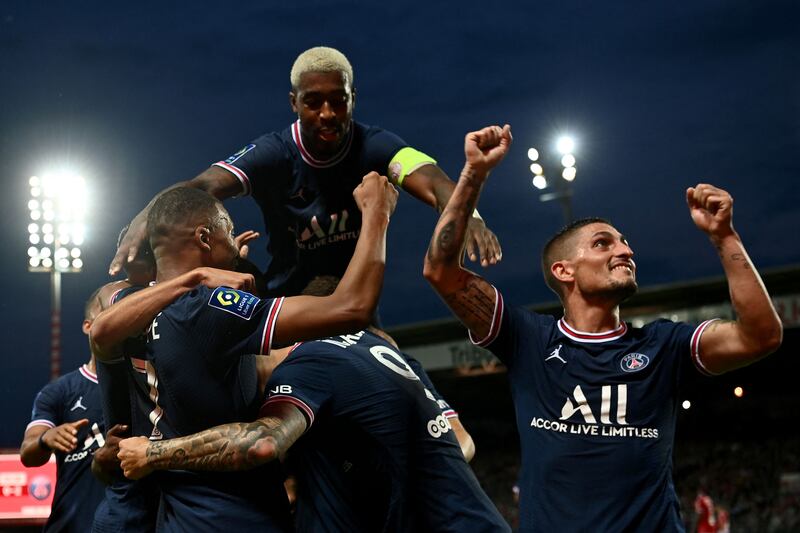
[
  {"left": 620, "top": 353, "right": 650, "bottom": 373},
  {"left": 29, "top": 475, "right": 52, "bottom": 500}
]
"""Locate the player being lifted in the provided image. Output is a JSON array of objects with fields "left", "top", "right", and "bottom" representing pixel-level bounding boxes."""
[{"left": 422, "top": 124, "right": 782, "bottom": 531}]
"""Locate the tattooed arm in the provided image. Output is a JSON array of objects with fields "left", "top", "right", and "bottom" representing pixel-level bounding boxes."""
[
  {"left": 116, "top": 402, "right": 306, "bottom": 479},
  {"left": 423, "top": 125, "right": 512, "bottom": 339},
  {"left": 687, "top": 184, "right": 782, "bottom": 373}
]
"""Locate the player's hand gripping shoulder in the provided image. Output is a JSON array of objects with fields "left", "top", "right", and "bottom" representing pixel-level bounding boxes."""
[
  {"left": 353, "top": 171, "right": 398, "bottom": 222},
  {"left": 687, "top": 184, "right": 782, "bottom": 373}
]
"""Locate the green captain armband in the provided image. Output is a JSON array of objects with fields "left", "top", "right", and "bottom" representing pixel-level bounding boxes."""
[{"left": 387, "top": 147, "right": 437, "bottom": 188}]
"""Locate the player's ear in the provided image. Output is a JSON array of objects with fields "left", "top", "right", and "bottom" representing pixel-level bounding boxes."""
[
  {"left": 289, "top": 91, "right": 298, "bottom": 114},
  {"left": 82, "top": 319, "right": 92, "bottom": 336},
  {"left": 551, "top": 260, "right": 574, "bottom": 284},
  {"left": 195, "top": 226, "right": 212, "bottom": 251}
]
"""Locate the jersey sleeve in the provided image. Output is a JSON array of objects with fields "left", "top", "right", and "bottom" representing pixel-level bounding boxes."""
[
  {"left": 212, "top": 133, "right": 286, "bottom": 198},
  {"left": 362, "top": 127, "right": 410, "bottom": 175},
  {"left": 259, "top": 353, "right": 335, "bottom": 431},
  {"left": 652, "top": 318, "right": 720, "bottom": 376},
  {"left": 467, "top": 286, "right": 553, "bottom": 370},
  {"left": 404, "top": 354, "right": 457, "bottom": 418},
  {"left": 27, "top": 381, "right": 62, "bottom": 432},
  {"left": 175, "top": 286, "right": 285, "bottom": 365}
]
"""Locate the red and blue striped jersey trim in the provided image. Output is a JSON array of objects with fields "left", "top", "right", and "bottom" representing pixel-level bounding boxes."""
[
  {"left": 259, "top": 297, "right": 284, "bottom": 355},
  {"left": 469, "top": 286, "right": 504, "bottom": 347},
  {"left": 79, "top": 364, "right": 98, "bottom": 383},
  {"left": 211, "top": 161, "right": 252, "bottom": 197},
  {"left": 691, "top": 319, "right": 719, "bottom": 376},
  {"left": 260, "top": 395, "right": 315, "bottom": 430},
  {"left": 557, "top": 319, "right": 628, "bottom": 343},
  {"left": 291, "top": 120, "right": 353, "bottom": 168}
]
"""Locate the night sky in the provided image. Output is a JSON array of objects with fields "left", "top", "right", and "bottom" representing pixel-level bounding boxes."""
[{"left": 1, "top": 1, "right": 798, "bottom": 445}]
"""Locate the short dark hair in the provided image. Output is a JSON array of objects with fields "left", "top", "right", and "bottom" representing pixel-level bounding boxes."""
[
  {"left": 147, "top": 187, "right": 223, "bottom": 242},
  {"left": 541, "top": 217, "right": 612, "bottom": 296}
]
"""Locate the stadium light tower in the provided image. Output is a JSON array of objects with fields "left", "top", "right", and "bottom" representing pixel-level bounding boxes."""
[
  {"left": 27, "top": 172, "right": 87, "bottom": 381},
  {"left": 528, "top": 135, "right": 578, "bottom": 224}
]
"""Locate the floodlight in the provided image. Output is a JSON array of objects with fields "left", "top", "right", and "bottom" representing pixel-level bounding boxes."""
[
  {"left": 527, "top": 148, "right": 539, "bottom": 161},
  {"left": 681, "top": 400, "right": 691, "bottom": 410},
  {"left": 532, "top": 175, "right": 547, "bottom": 190},
  {"left": 530, "top": 163, "right": 544, "bottom": 175},
  {"left": 561, "top": 154, "right": 576, "bottom": 168},
  {"left": 556, "top": 136, "right": 575, "bottom": 155},
  {"left": 562, "top": 167, "right": 577, "bottom": 181}
]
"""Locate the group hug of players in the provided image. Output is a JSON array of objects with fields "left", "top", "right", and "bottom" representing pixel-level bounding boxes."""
[{"left": 21, "top": 47, "right": 783, "bottom": 532}]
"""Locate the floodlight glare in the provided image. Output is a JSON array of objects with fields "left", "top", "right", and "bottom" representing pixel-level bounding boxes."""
[
  {"left": 30, "top": 187, "right": 41, "bottom": 198},
  {"left": 28, "top": 223, "right": 38, "bottom": 234},
  {"left": 29, "top": 176, "right": 40, "bottom": 187},
  {"left": 562, "top": 167, "right": 577, "bottom": 181},
  {"left": 734, "top": 386, "right": 744, "bottom": 398},
  {"left": 41, "top": 247, "right": 51, "bottom": 258},
  {"left": 72, "top": 258, "right": 83, "bottom": 269},
  {"left": 29, "top": 257, "right": 40, "bottom": 267},
  {"left": 556, "top": 136, "right": 575, "bottom": 155},
  {"left": 42, "top": 223, "right": 53, "bottom": 235},
  {"left": 527, "top": 148, "right": 539, "bottom": 161},
  {"left": 681, "top": 400, "right": 691, "bottom": 410},
  {"left": 530, "top": 163, "right": 544, "bottom": 175},
  {"left": 28, "top": 247, "right": 38, "bottom": 257},
  {"left": 532, "top": 175, "right": 547, "bottom": 190},
  {"left": 561, "top": 154, "right": 576, "bottom": 168},
  {"left": 42, "top": 257, "right": 53, "bottom": 268},
  {"left": 31, "top": 210, "right": 41, "bottom": 221},
  {"left": 70, "top": 248, "right": 81, "bottom": 258}
]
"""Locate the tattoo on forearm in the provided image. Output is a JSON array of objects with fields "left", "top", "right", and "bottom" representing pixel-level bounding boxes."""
[
  {"left": 437, "top": 221, "right": 458, "bottom": 256},
  {"left": 442, "top": 275, "right": 495, "bottom": 329},
  {"left": 146, "top": 414, "right": 305, "bottom": 473}
]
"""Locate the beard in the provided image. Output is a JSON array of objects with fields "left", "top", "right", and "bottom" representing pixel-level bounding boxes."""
[{"left": 598, "top": 277, "right": 638, "bottom": 303}]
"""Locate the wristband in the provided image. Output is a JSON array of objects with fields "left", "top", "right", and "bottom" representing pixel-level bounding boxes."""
[{"left": 38, "top": 432, "right": 52, "bottom": 452}]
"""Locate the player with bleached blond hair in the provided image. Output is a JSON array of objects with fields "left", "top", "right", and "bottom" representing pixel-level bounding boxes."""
[{"left": 111, "top": 46, "right": 503, "bottom": 316}]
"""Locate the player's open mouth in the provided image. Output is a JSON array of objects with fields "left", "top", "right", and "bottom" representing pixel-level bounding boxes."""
[
  {"left": 610, "top": 263, "right": 634, "bottom": 274},
  {"left": 318, "top": 129, "right": 340, "bottom": 141}
]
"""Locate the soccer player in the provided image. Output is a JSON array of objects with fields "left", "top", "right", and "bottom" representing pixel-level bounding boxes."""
[
  {"left": 20, "top": 291, "right": 108, "bottom": 532},
  {"left": 110, "top": 46, "right": 501, "bottom": 299},
  {"left": 89, "top": 239, "right": 160, "bottom": 533},
  {"left": 91, "top": 173, "right": 396, "bottom": 531},
  {"left": 116, "top": 325, "right": 508, "bottom": 532},
  {"left": 422, "top": 125, "right": 783, "bottom": 531}
]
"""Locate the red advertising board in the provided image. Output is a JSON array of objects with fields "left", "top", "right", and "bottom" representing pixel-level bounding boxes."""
[{"left": 0, "top": 453, "right": 54, "bottom": 524}]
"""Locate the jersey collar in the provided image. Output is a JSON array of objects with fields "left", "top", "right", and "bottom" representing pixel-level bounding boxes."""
[
  {"left": 557, "top": 318, "right": 628, "bottom": 343},
  {"left": 80, "top": 364, "right": 98, "bottom": 383},
  {"left": 291, "top": 120, "right": 354, "bottom": 168}
]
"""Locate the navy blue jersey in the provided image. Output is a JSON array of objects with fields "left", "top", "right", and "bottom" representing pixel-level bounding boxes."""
[
  {"left": 262, "top": 331, "right": 509, "bottom": 533},
  {"left": 213, "top": 121, "right": 406, "bottom": 295},
  {"left": 472, "top": 288, "right": 717, "bottom": 532},
  {"left": 27, "top": 365, "right": 106, "bottom": 532},
  {"left": 134, "top": 285, "right": 290, "bottom": 532},
  {"left": 93, "top": 285, "right": 161, "bottom": 533}
]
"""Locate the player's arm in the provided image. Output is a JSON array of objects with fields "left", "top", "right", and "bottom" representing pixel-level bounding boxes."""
[
  {"left": 90, "top": 268, "right": 256, "bottom": 361},
  {"left": 688, "top": 184, "right": 783, "bottom": 374},
  {"left": 272, "top": 172, "right": 398, "bottom": 343},
  {"left": 449, "top": 417, "right": 476, "bottom": 463},
  {"left": 400, "top": 157, "right": 502, "bottom": 268},
  {"left": 109, "top": 166, "right": 243, "bottom": 276},
  {"left": 20, "top": 419, "right": 89, "bottom": 467},
  {"left": 117, "top": 402, "right": 306, "bottom": 480},
  {"left": 423, "top": 125, "right": 511, "bottom": 340}
]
